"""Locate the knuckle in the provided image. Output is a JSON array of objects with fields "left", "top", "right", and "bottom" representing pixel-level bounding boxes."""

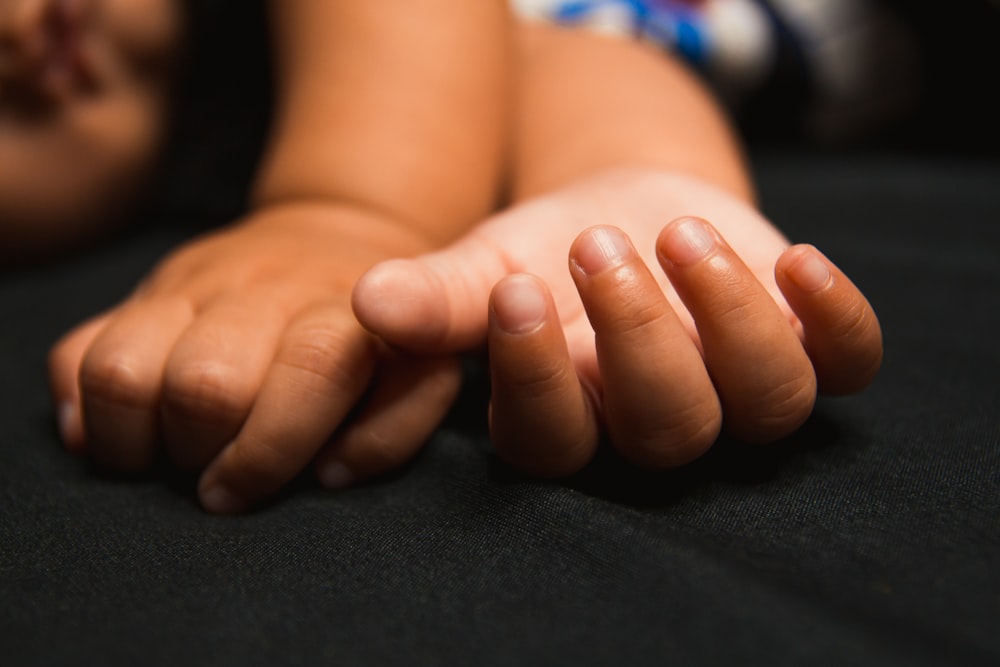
[
  {"left": 737, "top": 374, "right": 816, "bottom": 442},
  {"left": 812, "top": 293, "right": 883, "bottom": 394},
  {"left": 712, "top": 288, "right": 759, "bottom": 326},
  {"left": 278, "top": 323, "right": 371, "bottom": 391},
  {"left": 504, "top": 361, "right": 577, "bottom": 400},
  {"left": 493, "top": 417, "right": 596, "bottom": 478},
  {"left": 162, "top": 360, "right": 251, "bottom": 423},
  {"left": 827, "top": 297, "right": 878, "bottom": 343},
  {"left": 79, "top": 352, "right": 156, "bottom": 410},
  {"left": 611, "top": 296, "right": 671, "bottom": 339},
  {"left": 490, "top": 385, "right": 599, "bottom": 478},
  {"left": 614, "top": 397, "right": 722, "bottom": 468},
  {"left": 696, "top": 263, "right": 762, "bottom": 319}
]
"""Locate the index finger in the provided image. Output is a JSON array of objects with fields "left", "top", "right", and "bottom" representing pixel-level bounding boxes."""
[{"left": 198, "top": 306, "right": 377, "bottom": 514}]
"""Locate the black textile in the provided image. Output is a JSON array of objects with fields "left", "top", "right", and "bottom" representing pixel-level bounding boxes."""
[
  {"left": 3, "top": 2, "right": 1000, "bottom": 660},
  {"left": 2, "top": 152, "right": 998, "bottom": 666}
]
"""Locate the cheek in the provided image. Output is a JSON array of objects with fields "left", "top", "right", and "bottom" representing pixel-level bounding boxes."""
[{"left": 0, "top": 94, "right": 164, "bottom": 230}]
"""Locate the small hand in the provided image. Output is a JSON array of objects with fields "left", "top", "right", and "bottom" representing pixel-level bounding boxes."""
[
  {"left": 486, "top": 221, "right": 881, "bottom": 475},
  {"left": 48, "top": 203, "right": 461, "bottom": 513},
  {"left": 352, "top": 168, "right": 881, "bottom": 474}
]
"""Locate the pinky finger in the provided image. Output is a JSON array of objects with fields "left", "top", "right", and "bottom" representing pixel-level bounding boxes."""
[
  {"left": 775, "top": 245, "right": 883, "bottom": 395},
  {"left": 487, "top": 274, "right": 598, "bottom": 477},
  {"left": 47, "top": 311, "right": 115, "bottom": 452}
]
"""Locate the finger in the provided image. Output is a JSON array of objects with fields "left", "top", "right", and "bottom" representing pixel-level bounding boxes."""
[
  {"left": 77, "top": 297, "right": 195, "bottom": 471},
  {"left": 775, "top": 244, "right": 883, "bottom": 395},
  {"left": 656, "top": 217, "right": 816, "bottom": 443},
  {"left": 47, "top": 311, "right": 115, "bottom": 452},
  {"left": 74, "top": 299, "right": 193, "bottom": 472},
  {"left": 487, "top": 273, "right": 598, "bottom": 476},
  {"left": 315, "top": 353, "right": 462, "bottom": 489},
  {"left": 160, "top": 296, "right": 287, "bottom": 471},
  {"left": 570, "top": 226, "right": 722, "bottom": 467},
  {"left": 197, "top": 306, "right": 377, "bottom": 514},
  {"left": 352, "top": 229, "right": 510, "bottom": 352}
]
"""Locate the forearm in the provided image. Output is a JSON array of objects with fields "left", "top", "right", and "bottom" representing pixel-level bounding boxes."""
[
  {"left": 511, "top": 22, "right": 754, "bottom": 204},
  {"left": 252, "top": 0, "right": 511, "bottom": 244}
]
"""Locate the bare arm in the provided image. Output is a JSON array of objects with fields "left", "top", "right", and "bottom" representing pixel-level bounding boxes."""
[
  {"left": 48, "top": 1, "right": 515, "bottom": 513},
  {"left": 352, "top": 21, "right": 881, "bottom": 477},
  {"left": 252, "top": 0, "right": 512, "bottom": 243},
  {"left": 510, "top": 22, "right": 753, "bottom": 204}
]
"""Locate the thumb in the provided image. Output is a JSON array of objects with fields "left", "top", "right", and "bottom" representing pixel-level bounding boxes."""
[{"left": 352, "top": 231, "right": 512, "bottom": 353}]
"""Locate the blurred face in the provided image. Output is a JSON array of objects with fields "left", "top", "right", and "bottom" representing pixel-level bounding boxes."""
[{"left": 0, "top": 0, "right": 183, "bottom": 242}]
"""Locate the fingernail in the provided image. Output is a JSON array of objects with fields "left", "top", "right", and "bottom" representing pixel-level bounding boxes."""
[
  {"left": 318, "top": 461, "right": 356, "bottom": 490},
  {"left": 200, "top": 483, "right": 245, "bottom": 515},
  {"left": 788, "top": 246, "right": 832, "bottom": 292},
  {"left": 572, "top": 226, "right": 634, "bottom": 275},
  {"left": 57, "top": 401, "right": 84, "bottom": 451},
  {"left": 491, "top": 274, "right": 547, "bottom": 335},
  {"left": 660, "top": 217, "right": 717, "bottom": 267}
]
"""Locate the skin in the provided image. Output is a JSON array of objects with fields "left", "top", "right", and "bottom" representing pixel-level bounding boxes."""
[
  {"left": 490, "top": 215, "right": 881, "bottom": 475},
  {"left": 46, "top": 0, "right": 511, "bottom": 513},
  {"left": 30, "top": 11, "right": 879, "bottom": 510},
  {"left": 0, "top": 0, "right": 182, "bottom": 259},
  {"left": 353, "top": 24, "right": 883, "bottom": 477}
]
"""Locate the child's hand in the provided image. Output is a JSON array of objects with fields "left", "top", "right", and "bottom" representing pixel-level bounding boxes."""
[
  {"left": 48, "top": 203, "right": 461, "bottom": 513},
  {"left": 353, "top": 168, "right": 881, "bottom": 475},
  {"left": 484, "top": 222, "right": 881, "bottom": 474}
]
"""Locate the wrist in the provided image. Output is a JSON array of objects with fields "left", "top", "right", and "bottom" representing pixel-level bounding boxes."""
[{"left": 243, "top": 199, "right": 441, "bottom": 261}]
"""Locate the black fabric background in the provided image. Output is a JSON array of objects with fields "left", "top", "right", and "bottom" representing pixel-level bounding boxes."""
[
  {"left": 3, "top": 3, "right": 1000, "bottom": 664},
  {"left": 4, "top": 154, "right": 999, "bottom": 667}
]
